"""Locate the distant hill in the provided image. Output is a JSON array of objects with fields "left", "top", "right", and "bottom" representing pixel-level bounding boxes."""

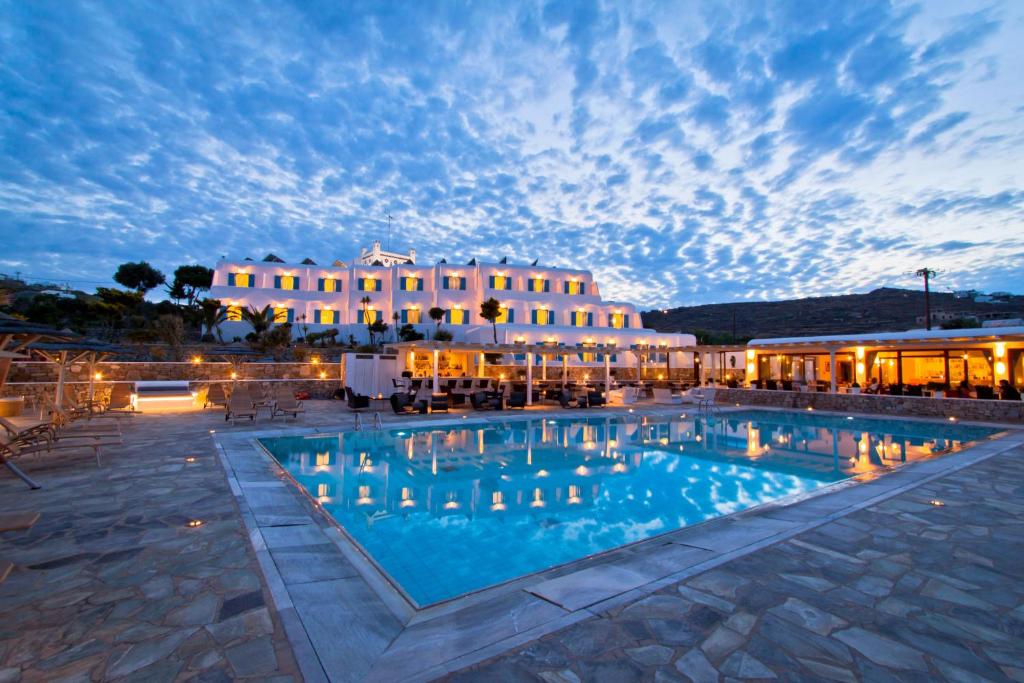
[{"left": 641, "top": 287, "right": 1024, "bottom": 341}]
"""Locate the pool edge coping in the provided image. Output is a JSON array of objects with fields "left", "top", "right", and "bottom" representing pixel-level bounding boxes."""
[{"left": 213, "top": 408, "right": 1024, "bottom": 683}]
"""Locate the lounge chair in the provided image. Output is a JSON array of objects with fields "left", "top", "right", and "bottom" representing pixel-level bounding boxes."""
[
  {"left": 558, "top": 390, "right": 584, "bottom": 408},
  {"left": 587, "top": 391, "right": 606, "bottom": 408},
  {"left": 345, "top": 387, "right": 370, "bottom": 412},
  {"left": 390, "top": 392, "right": 427, "bottom": 414},
  {"left": 271, "top": 389, "right": 305, "bottom": 420},
  {"left": 507, "top": 391, "right": 527, "bottom": 409},
  {"left": 205, "top": 383, "right": 229, "bottom": 409},
  {"left": 470, "top": 391, "right": 503, "bottom": 410},
  {"left": 105, "top": 384, "right": 136, "bottom": 413},
  {"left": 607, "top": 386, "right": 638, "bottom": 405},
  {"left": 225, "top": 395, "right": 257, "bottom": 424},
  {"left": 430, "top": 393, "right": 450, "bottom": 413},
  {"left": 1, "top": 435, "right": 115, "bottom": 488},
  {"left": 653, "top": 387, "right": 682, "bottom": 405}
]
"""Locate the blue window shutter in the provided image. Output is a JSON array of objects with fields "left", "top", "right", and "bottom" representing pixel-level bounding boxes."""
[
  {"left": 335, "top": 279, "right": 342, "bottom": 292},
  {"left": 544, "top": 280, "right": 549, "bottom": 292},
  {"left": 227, "top": 273, "right": 236, "bottom": 286},
  {"left": 488, "top": 275, "right": 495, "bottom": 288},
  {"left": 580, "top": 282, "right": 586, "bottom": 295},
  {"left": 587, "top": 312, "right": 593, "bottom": 327},
  {"left": 547, "top": 311, "right": 554, "bottom": 325},
  {"left": 624, "top": 314, "right": 630, "bottom": 328},
  {"left": 460, "top": 277, "right": 466, "bottom": 290},
  {"left": 286, "top": 309, "right": 294, "bottom": 323},
  {"left": 315, "top": 310, "right": 322, "bottom": 324},
  {"left": 400, "top": 309, "right": 407, "bottom": 324},
  {"left": 294, "top": 277, "right": 301, "bottom": 290},
  {"left": 274, "top": 275, "right": 281, "bottom": 288},
  {"left": 375, "top": 279, "right": 382, "bottom": 292},
  {"left": 446, "top": 310, "right": 452, "bottom": 324},
  {"left": 531, "top": 310, "right": 538, "bottom": 324},
  {"left": 611, "top": 354, "right": 617, "bottom": 363},
  {"left": 563, "top": 281, "right": 569, "bottom": 294},
  {"left": 508, "top": 309, "right": 514, "bottom": 324},
  {"left": 357, "top": 279, "right": 364, "bottom": 291},
  {"left": 442, "top": 276, "right": 449, "bottom": 289},
  {"left": 417, "top": 278, "right": 423, "bottom": 291},
  {"left": 376, "top": 311, "right": 382, "bottom": 322},
  {"left": 317, "top": 278, "right": 324, "bottom": 292}
]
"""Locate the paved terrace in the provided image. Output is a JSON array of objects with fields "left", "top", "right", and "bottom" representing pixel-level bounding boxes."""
[{"left": 0, "top": 400, "right": 1022, "bottom": 682}]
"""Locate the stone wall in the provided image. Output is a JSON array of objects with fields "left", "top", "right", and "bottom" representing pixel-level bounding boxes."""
[
  {"left": 7, "top": 361, "right": 339, "bottom": 383},
  {"left": 716, "top": 387, "right": 1024, "bottom": 424},
  {"left": 476, "top": 366, "right": 699, "bottom": 382}
]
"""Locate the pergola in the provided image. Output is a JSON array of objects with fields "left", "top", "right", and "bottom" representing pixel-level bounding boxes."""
[
  {"left": 388, "top": 341, "right": 747, "bottom": 406},
  {"left": 26, "top": 340, "right": 127, "bottom": 408},
  {"left": 748, "top": 327, "right": 1024, "bottom": 392},
  {"left": 0, "top": 316, "right": 78, "bottom": 396}
]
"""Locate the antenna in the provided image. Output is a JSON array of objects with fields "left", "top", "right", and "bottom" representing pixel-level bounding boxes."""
[
  {"left": 906, "top": 267, "right": 941, "bottom": 330},
  {"left": 385, "top": 210, "right": 393, "bottom": 252}
]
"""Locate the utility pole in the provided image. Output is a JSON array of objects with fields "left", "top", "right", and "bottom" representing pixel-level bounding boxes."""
[
  {"left": 385, "top": 211, "right": 393, "bottom": 252},
  {"left": 915, "top": 267, "right": 938, "bottom": 330}
]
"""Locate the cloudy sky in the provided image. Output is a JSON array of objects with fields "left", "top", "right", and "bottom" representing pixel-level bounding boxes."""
[{"left": 2, "top": 1, "right": 1022, "bottom": 307}]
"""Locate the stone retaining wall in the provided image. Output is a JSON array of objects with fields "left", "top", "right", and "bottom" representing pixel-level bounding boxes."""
[
  {"left": 7, "top": 361, "right": 339, "bottom": 383},
  {"left": 716, "top": 387, "right": 1024, "bottom": 424}
]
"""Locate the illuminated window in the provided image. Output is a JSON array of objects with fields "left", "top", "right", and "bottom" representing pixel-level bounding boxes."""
[
  {"left": 531, "top": 309, "right": 555, "bottom": 325},
  {"left": 447, "top": 308, "right": 468, "bottom": 325},
  {"left": 315, "top": 452, "right": 331, "bottom": 466},
  {"left": 317, "top": 483, "right": 331, "bottom": 497},
  {"left": 528, "top": 277, "right": 550, "bottom": 293},
  {"left": 357, "top": 277, "right": 382, "bottom": 292},
  {"left": 564, "top": 280, "right": 585, "bottom": 295},
  {"left": 225, "top": 305, "right": 242, "bottom": 321},
  {"left": 495, "top": 305, "right": 514, "bottom": 324},
  {"left": 317, "top": 278, "right": 342, "bottom": 293},
  {"left": 400, "top": 276, "right": 423, "bottom": 291},
  {"left": 442, "top": 275, "right": 467, "bottom": 290},
  {"left": 228, "top": 272, "right": 254, "bottom": 288},
  {"left": 488, "top": 274, "right": 512, "bottom": 290},
  {"left": 400, "top": 308, "right": 422, "bottom": 324},
  {"left": 274, "top": 275, "right": 300, "bottom": 290},
  {"left": 571, "top": 310, "right": 593, "bottom": 327},
  {"left": 273, "top": 307, "right": 293, "bottom": 323},
  {"left": 608, "top": 312, "right": 630, "bottom": 329},
  {"left": 358, "top": 309, "right": 383, "bottom": 324},
  {"left": 314, "top": 309, "right": 339, "bottom": 324}
]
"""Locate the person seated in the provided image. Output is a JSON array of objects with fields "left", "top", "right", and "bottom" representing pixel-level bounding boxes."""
[
  {"left": 999, "top": 379, "right": 1021, "bottom": 401},
  {"left": 865, "top": 379, "right": 880, "bottom": 394},
  {"left": 951, "top": 380, "right": 972, "bottom": 398}
]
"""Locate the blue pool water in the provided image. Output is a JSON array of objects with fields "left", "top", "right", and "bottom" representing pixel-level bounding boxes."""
[{"left": 260, "top": 410, "right": 996, "bottom": 606}]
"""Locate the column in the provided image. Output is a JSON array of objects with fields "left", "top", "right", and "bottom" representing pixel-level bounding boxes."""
[
  {"left": 541, "top": 353, "right": 547, "bottom": 381},
  {"left": 829, "top": 349, "right": 837, "bottom": 393},
  {"left": 562, "top": 354, "right": 568, "bottom": 388},
  {"left": 432, "top": 349, "right": 439, "bottom": 392},
  {"left": 478, "top": 352, "right": 485, "bottom": 378},
  {"left": 604, "top": 352, "right": 611, "bottom": 397},
  {"left": 526, "top": 352, "right": 533, "bottom": 406}
]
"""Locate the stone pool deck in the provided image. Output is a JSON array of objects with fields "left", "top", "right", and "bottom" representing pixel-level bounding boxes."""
[{"left": 1, "top": 400, "right": 1022, "bottom": 682}]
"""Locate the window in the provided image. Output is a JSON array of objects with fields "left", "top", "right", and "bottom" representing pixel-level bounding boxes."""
[
  {"left": 447, "top": 308, "right": 468, "bottom": 325},
  {"left": 571, "top": 310, "right": 594, "bottom": 327},
  {"left": 564, "top": 280, "right": 586, "bottom": 295},
  {"left": 528, "top": 277, "right": 550, "bottom": 293},
  {"left": 488, "top": 274, "right": 512, "bottom": 290},
  {"left": 608, "top": 312, "right": 630, "bottom": 329},
  {"left": 357, "top": 309, "right": 383, "bottom": 324},
  {"left": 225, "top": 305, "right": 242, "bottom": 321},
  {"left": 227, "top": 272, "right": 254, "bottom": 288},
  {"left": 496, "top": 305, "right": 514, "bottom": 324},
  {"left": 317, "top": 278, "right": 342, "bottom": 293},
  {"left": 442, "top": 275, "right": 467, "bottom": 290},
  {"left": 314, "top": 309, "right": 339, "bottom": 324},
  {"left": 274, "top": 275, "right": 300, "bottom": 290},
  {"left": 357, "top": 277, "right": 382, "bottom": 292},
  {"left": 531, "top": 309, "right": 555, "bottom": 325},
  {"left": 273, "top": 307, "right": 293, "bottom": 323},
  {"left": 400, "top": 308, "right": 422, "bottom": 324},
  {"left": 400, "top": 276, "right": 424, "bottom": 291},
  {"left": 577, "top": 342, "right": 597, "bottom": 363}
]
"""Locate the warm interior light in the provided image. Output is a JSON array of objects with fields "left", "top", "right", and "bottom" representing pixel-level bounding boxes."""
[
  {"left": 230, "top": 372, "right": 237, "bottom": 379},
  {"left": 856, "top": 347, "right": 865, "bottom": 360},
  {"left": 995, "top": 361, "right": 1006, "bottom": 375},
  {"left": 995, "top": 342, "right": 1005, "bottom": 358},
  {"left": 746, "top": 350, "right": 756, "bottom": 360},
  {"left": 319, "top": 371, "right": 327, "bottom": 379},
  {"left": 94, "top": 372, "right": 102, "bottom": 380}
]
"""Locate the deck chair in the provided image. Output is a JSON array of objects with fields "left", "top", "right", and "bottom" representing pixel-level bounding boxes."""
[
  {"left": 204, "top": 383, "right": 229, "bottom": 409},
  {"left": 225, "top": 395, "right": 257, "bottom": 424},
  {"left": 507, "top": 391, "right": 527, "bottom": 409},
  {"left": 271, "top": 389, "right": 305, "bottom": 420},
  {"left": 105, "top": 384, "right": 136, "bottom": 413},
  {"left": 63, "top": 385, "right": 105, "bottom": 416}
]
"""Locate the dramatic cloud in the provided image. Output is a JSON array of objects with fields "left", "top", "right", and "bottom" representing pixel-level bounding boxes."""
[{"left": 1, "top": 0, "right": 1022, "bottom": 306}]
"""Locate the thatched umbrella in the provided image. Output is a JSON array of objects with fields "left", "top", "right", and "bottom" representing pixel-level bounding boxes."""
[
  {"left": 0, "top": 316, "right": 77, "bottom": 395},
  {"left": 26, "top": 340, "right": 126, "bottom": 408}
]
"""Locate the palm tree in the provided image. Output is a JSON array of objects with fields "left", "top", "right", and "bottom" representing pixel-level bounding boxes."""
[
  {"left": 241, "top": 304, "right": 274, "bottom": 342},
  {"left": 360, "top": 296, "right": 373, "bottom": 343},
  {"left": 479, "top": 297, "right": 502, "bottom": 343},
  {"left": 428, "top": 306, "right": 446, "bottom": 339},
  {"left": 200, "top": 298, "right": 227, "bottom": 342},
  {"left": 391, "top": 311, "right": 400, "bottom": 342}
]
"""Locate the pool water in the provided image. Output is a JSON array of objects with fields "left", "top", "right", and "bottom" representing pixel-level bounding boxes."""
[{"left": 260, "top": 410, "right": 996, "bottom": 606}]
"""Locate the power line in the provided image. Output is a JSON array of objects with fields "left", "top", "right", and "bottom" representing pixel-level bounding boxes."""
[{"left": 1, "top": 272, "right": 114, "bottom": 286}]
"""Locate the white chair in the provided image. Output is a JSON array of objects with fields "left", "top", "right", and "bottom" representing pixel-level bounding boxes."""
[
  {"left": 653, "top": 387, "right": 682, "bottom": 405},
  {"left": 608, "top": 386, "right": 639, "bottom": 405}
]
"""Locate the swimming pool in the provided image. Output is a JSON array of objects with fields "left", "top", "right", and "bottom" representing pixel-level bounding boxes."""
[{"left": 259, "top": 410, "right": 996, "bottom": 606}]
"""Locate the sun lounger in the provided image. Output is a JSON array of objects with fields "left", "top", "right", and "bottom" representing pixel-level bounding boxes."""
[
  {"left": 225, "top": 396, "right": 257, "bottom": 424},
  {"left": 271, "top": 389, "right": 305, "bottom": 420},
  {"left": 204, "top": 383, "right": 229, "bottom": 409}
]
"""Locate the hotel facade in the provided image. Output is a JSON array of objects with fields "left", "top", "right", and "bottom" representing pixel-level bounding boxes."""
[{"left": 210, "top": 241, "right": 696, "bottom": 373}]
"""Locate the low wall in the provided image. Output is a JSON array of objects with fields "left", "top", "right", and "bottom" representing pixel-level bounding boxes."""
[
  {"left": 1, "top": 378, "right": 343, "bottom": 411},
  {"left": 716, "top": 387, "right": 1024, "bottom": 424},
  {"left": 7, "top": 361, "right": 339, "bottom": 383}
]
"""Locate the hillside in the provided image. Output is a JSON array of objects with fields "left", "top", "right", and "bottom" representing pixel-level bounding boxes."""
[{"left": 641, "top": 288, "right": 1024, "bottom": 341}]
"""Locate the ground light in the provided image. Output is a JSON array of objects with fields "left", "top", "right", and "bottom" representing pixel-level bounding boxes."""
[
  {"left": 186, "top": 519, "right": 204, "bottom": 528},
  {"left": 930, "top": 500, "right": 945, "bottom": 507},
  {"left": 185, "top": 456, "right": 197, "bottom": 463}
]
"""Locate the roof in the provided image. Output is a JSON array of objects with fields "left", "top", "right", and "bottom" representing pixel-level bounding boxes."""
[{"left": 749, "top": 326, "right": 1024, "bottom": 348}]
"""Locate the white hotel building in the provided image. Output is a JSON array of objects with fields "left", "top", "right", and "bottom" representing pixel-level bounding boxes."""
[{"left": 210, "top": 241, "right": 695, "bottom": 373}]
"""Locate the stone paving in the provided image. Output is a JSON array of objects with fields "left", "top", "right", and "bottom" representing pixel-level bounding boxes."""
[
  {"left": 449, "top": 444, "right": 1024, "bottom": 682},
  {"left": 0, "top": 408, "right": 304, "bottom": 682}
]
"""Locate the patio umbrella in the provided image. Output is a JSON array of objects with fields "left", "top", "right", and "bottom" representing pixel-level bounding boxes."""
[
  {"left": 0, "top": 316, "right": 78, "bottom": 394},
  {"left": 26, "top": 340, "right": 126, "bottom": 408}
]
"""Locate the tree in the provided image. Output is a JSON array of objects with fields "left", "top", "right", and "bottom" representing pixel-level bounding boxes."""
[
  {"left": 200, "top": 298, "right": 227, "bottom": 342},
  {"left": 153, "top": 314, "right": 186, "bottom": 361},
  {"left": 479, "top": 297, "right": 502, "bottom": 343},
  {"left": 428, "top": 306, "right": 446, "bottom": 339},
  {"left": 169, "top": 265, "right": 214, "bottom": 308},
  {"left": 360, "top": 296, "right": 373, "bottom": 342},
  {"left": 240, "top": 304, "right": 274, "bottom": 342},
  {"left": 391, "top": 311, "right": 400, "bottom": 342},
  {"left": 114, "top": 261, "right": 165, "bottom": 293},
  {"left": 398, "top": 324, "right": 424, "bottom": 342},
  {"left": 369, "top": 319, "right": 389, "bottom": 346},
  {"left": 434, "top": 329, "right": 453, "bottom": 342}
]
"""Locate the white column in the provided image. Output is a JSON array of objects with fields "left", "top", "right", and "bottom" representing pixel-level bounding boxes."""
[
  {"left": 829, "top": 349, "right": 837, "bottom": 394},
  {"left": 478, "top": 352, "right": 484, "bottom": 378},
  {"left": 562, "top": 354, "right": 568, "bottom": 388},
  {"left": 604, "top": 352, "right": 611, "bottom": 396},
  {"left": 87, "top": 354, "right": 97, "bottom": 403},
  {"left": 55, "top": 351, "right": 67, "bottom": 408},
  {"left": 636, "top": 350, "right": 642, "bottom": 382},
  {"left": 526, "top": 352, "right": 533, "bottom": 406},
  {"left": 699, "top": 352, "right": 707, "bottom": 386},
  {"left": 432, "top": 349, "right": 439, "bottom": 392},
  {"left": 541, "top": 354, "right": 547, "bottom": 381},
  {"left": 710, "top": 352, "right": 716, "bottom": 386}
]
